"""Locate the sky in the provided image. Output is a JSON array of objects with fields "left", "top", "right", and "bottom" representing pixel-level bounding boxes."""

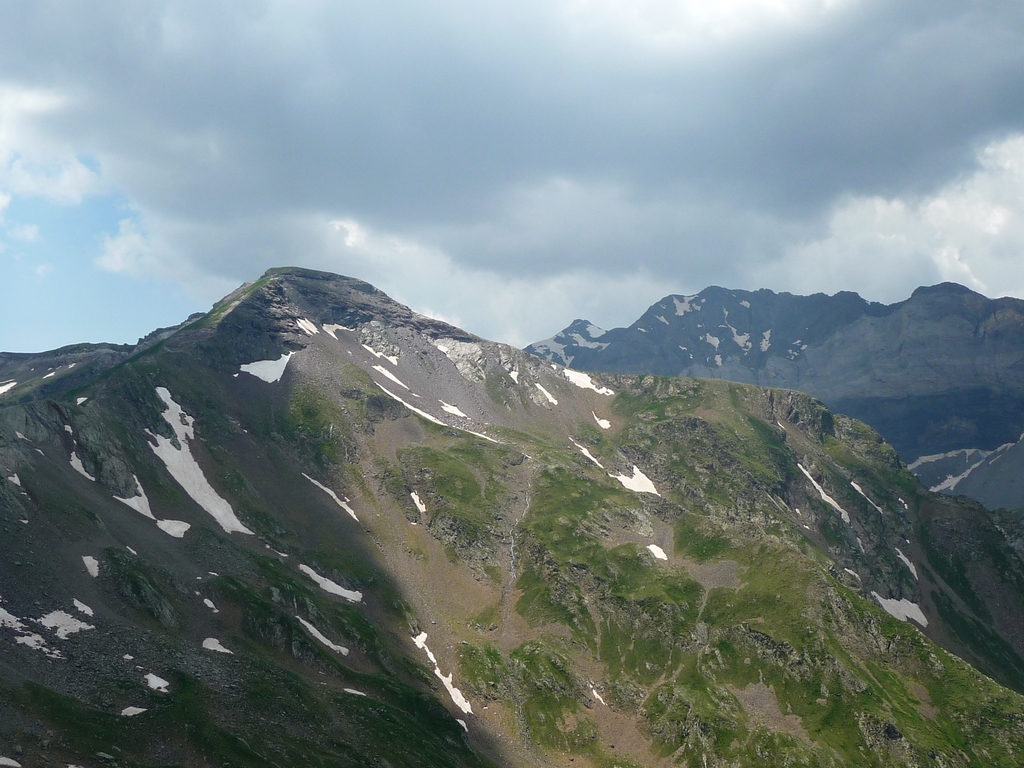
[{"left": 2, "top": 1, "right": 1024, "bottom": 352}]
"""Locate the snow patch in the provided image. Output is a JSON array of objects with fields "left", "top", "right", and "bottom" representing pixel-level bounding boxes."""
[
  {"left": 344, "top": 688, "right": 366, "bottom": 696},
  {"left": 296, "top": 616, "right": 349, "bottom": 655},
  {"left": 76, "top": 397, "right": 88, "bottom": 405},
  {"left": 592, "top": 688, "right": 606, "bottom": 705},
  {"left": 299, "top": 564, "right": 362, "bottom": 603},
  {"left": 411, "top": 491, "right": 427, "bottom": 513},
  {"left": 672, "top": 296, "right": 700, "bottom": 314},
  {"left": 797, "top": 464, "right": 850, "bottom": 524},
  {"left": 145, "top": 673, "right": 170, "bottom": 693},
  {"left": 303, "top": 473, "right": 359, "bottom": 522},
  {"left": 895, "top": 548, "right": 918, "bottom": 580},
  {"left": 871, "top": 592, "right": 928, "bottom": 626},
  {"left": 439, "top": 401, "right": 467, "bottom": 417},
  {"left": 536, "top": 384, "right": 558, "bottom": 405},
  {"left": 844, "top": 568, "right": 861, "bottom": 580},
  {"left": 562, "top": 369, "right": 614, "bottom": 396},
  {"left": 322, "top": 324, "right": 353, "bottom": 339},
  {"left": 647, "top": 544, "right": 668, "bottom": 561},
  {"left": 0, "top": 381, "right": 17, "bottom": 395},
  {"left": 704, "top": 333, "right": 720, "bottom": 349},
  {"left": 570, "top": 439, "right": 603, "bottom": 468},
  {"left": 73, "top": 599, "right": 93, "bottom": 616},
  {"left": 38, "top": 610, "right": 94, "bottom": 639},
  {"left": 6, "top": 474, "right": 19, "bottom": 487},
  {"left": 240, "top": 351, "right": 295, "bottom": 383},
  {"left": 714, "top": 354, "right": 723, "bottom": 367},
  {"left": 372, "top": 364, "right": 409, "bottom": 389},
  {"left": 508, "top": 370, "right": 519, "bottom": 383},
  {"left": 656, "top": 315, "right": 669, "bottom": 325},
  {"left": 115, "top": 476, "right": 156, "bottom": 520},
  {"left": 593, "top": 412, "right": 611, "bottom": 430},
  {"left": 740, "top": 300, "right": 750, "bottom": 308},
  {"left": 82, "top": 556, "right": 99, "bottom": 578},
  {"left": 0, "top": 758, "right": 22, "bottom": 767},
  {"left": 609, "top": 465, "right": 660, "bottom": 496},
  {"left": 376, "top": 385, "right": 444, "bottom": 424},
  {"left": 362, "top": 343, "right": 398, "bottom": 365},
  {"left": 69, "top": 448, "right": 95, "bottom": 481},
  {"left": 413, "top": 632, "right": 473, "bottom": 714},
  {"left": 760, "top": 330, "right": 771, "bottom": 351},
  {"left": 120, "top": 707, "right": 147, "bottom": 717},
  {"left": 151, "top": 388, "right": 253, "bottom": 535},
  {"left": 157, "top": 520, "right": 191, "bottom": 538},
  {"left": 202, "top": 637, "right": 233, "bottom": 654},
  {"left": 850, "top": 481, "right": 884, "bottom": 514},
  {"left": 296, "top": 318, "right": 319, "bottom": 336},
  {"left": 203, "top": 599, "right": 219, "bottom": 613}
]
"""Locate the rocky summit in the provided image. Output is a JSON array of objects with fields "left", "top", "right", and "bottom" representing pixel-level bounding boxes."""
[
  {"left": 4, "top": 268, "right": 1024, "bottom": 767},
  {"left": 528, "top": 284, "right": 1024, "bottom": 511}
]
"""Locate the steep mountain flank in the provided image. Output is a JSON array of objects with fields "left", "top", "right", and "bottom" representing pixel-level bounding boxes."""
[
  {"left": 3, "top": 268, "right": 1024, "bottom": 767},
  {"left": 528, "top": 284, "right": 1024, "bottom": 509}
]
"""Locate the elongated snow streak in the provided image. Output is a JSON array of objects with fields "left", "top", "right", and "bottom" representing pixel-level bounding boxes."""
[
  {"left": 413, "top": 632, "right": 473, "bottom": 715},
  {"left": 157, "top": 520, "right": 191, "bottom": 538},
  {"left": 797, "top": 464, "right": 850, "bottom": 524},
  {"left": 536, "top": 384, "right": 558, "bottom": 405},
  {"left": 323, "top": 324, "right": 353, "bottom": 339},
  {"left": 463, "top": 428, "right": 499, "bottom": 444},
  {"left": 302, "top": 473, "right": 359, "bottom": 522},
  {"left": 592, "top": 688, "right": 607, "bottom": 706},
  {"left": 82, "top": 556, "right": 99, "bottom": 578},
  {"left": 69, "top": 449, "right": 95, "bottom": 481},
  {"left": 372, "top": 364, "right": 409, "bottom": 389},
  {"left": 297, "top": 318, "right": 319, "bottom": 336},
  {"left": 562, "top": 369, "right": 614, "bottom": 396},
  {"left": 203, "top": 598, "right": 219, "bottom": 613},
  {"left": 202, "top": 637, "right": 233, "bottom": 654},
  {"left": 77, "top": 397, "right": 88, "bottom": 405},
  {"left": 871, "top": 592, "right": 928, "bottom": 627},
  {"left": 73, "top": 599, "right": 93, "bottom": 616},
  {"left": 299, "top": 564, "right": 362, "bottom": 603},
  {"left": 647, "top": 544, "right": 668, "bottom": 561},
  {"left": 593, "top": 412, "right": 611, "bottom": 430},
  {"left": 362, "top": 344, "right": 399, "bottom": 365},
  {"left": 121, "top": 707, "right": 147, "bottom": 717},
  {"left": 151, "top": 387, "right": 253, "bottom": 535},
  {"left": 609, "top": 465, "right": 660, "bottom": 496},
  {"left": 240, "top": 351, "right": 295, "bottom": 383},
  {"left": 344, "top": 688, "right": 366, "bottom": 696},
  {"left": 895, "top": 547, "right": 919, "bottom": 579},
  {"left": 439, "top": 400, "right": 467, "bottom": 417},
  {"left": 0, "top": 757, "right": 22, "bottom": 767},
  {"left": 297, "top": 616, "right": 349, "bottom": 655},
  {"left": 145, "top": 673, "right": 170, "bottom": 693},
  {"left": 0, "top": 381, "right": 16, "bottom": 395},
  {"left": 115, "top": 476, "right": 156, "bottom": 519},
  {"left": 376, "top": 385, "right": 444, "bottom": 424},
  {"left": 411, "top": 491, "right": 427, "bottom": 513},
  {"left": 850, "top": 481, "right": 884, "bottom": 514},
  {"left": 37, "top": 610, "right": 94, "bottom": 639},
  {"left": 570, "top": 439, "right": 603, "bottom": 469}
]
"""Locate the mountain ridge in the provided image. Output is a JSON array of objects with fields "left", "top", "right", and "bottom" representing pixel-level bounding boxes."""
[{"left": 4, "top": 268, "right": 1024, "bottom": 766}]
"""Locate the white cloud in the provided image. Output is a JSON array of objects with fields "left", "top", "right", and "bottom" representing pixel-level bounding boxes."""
[
  {"left": 97, "top": 218, "right": 154, "bottom": 275},
  {"left": 757, "top": 134, "right": 1024, "bottom": 302},
  {"left": 0, "top": 84, "right": 101, "bottom": 204},
  {"left": 7, "top": 223, "right": 38, "bottom": 241}
]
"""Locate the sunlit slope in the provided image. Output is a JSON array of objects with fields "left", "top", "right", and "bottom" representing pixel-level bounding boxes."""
[{"left": 3, "top": 268, "right": 1024, "bottom": 767}]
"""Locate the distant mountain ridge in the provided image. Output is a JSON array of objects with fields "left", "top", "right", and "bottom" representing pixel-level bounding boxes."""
[{"left": 528, "top": 283, "right": 1024, "bottom": 508}]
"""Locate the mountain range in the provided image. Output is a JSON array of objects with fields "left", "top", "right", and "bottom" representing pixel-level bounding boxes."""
[
  {"left": 3, "top": 268, "right": 1024, "bottom": 767},
  {"left": 527, "top": 284, "right": 1024, "bottom": 512}
]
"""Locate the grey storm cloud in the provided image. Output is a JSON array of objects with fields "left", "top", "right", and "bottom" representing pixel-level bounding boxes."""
[{"left": 2, "top": 0, "right": 1024, "bottom": 343}]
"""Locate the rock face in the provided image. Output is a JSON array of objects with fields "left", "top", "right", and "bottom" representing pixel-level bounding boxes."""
[
  {"left": 5, "top": 268, "right": 1024, "bottom": 767},
  {"left": 528, "top": 283, "right": 1024, "bottom": 506}
]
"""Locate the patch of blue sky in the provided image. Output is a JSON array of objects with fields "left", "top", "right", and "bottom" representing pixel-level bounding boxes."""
[{"left": 0, "top": 194, "right": 203, "bottom": 353}]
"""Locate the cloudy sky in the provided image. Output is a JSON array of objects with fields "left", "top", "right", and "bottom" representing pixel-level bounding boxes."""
[{"left": 2, "top": 1, "right": 1024, "bottom": 352}]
